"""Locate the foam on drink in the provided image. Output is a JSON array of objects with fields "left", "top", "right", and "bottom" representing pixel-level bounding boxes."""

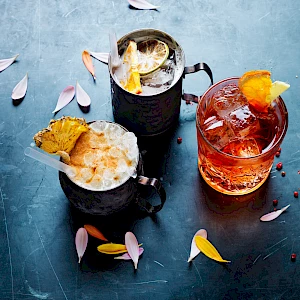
[{"left": 67, "top": 121, "right": 139, "bottom": 191}]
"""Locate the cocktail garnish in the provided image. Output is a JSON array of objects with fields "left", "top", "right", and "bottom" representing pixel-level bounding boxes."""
[
  {"left": 84, "top": 225, "right": 108, "bottom": 241},
  {"left": 121, "top": 40, "right": 143, "bottom": 94},
  {"left": 187, "top": 229, "right": 208, "bottom": 262},
  {"left": 137, "top": 39, "right": 169, "bottom": 75},
  {"left": 75, "top": 227, "right": 88, "bottom": 264},
  {"left": 33, "top": 116, "right": 89, "bottom": 156},
  {"left": 238, "top": 70, "right": 290, "bottom": 112}
]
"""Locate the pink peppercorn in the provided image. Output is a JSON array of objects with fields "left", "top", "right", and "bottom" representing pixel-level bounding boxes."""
[
  {"left": 291, "top": 253, "right": 297, "bottom": 261},
  {"left": 276, "top": 162, "right": 283, "bottom": 170},
  {"left": 177, "top": 137, "right": 182, "bottom": 144},
  {"left": 275, "top": 152, "right": 280, "bottom": 157},
  {"left": 294, "top": 191, "right": 299, "bottom": 198},
  {"left": 273, "top": 199, "right": 278, "bottom": 206}
]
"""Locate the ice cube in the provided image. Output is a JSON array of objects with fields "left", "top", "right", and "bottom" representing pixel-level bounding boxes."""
[
  {"left": 90, "top": 174, "right": 103, "bottom": 189},
  {"left": 116, "top": 159, "right": 128, "bottom": 173},
  {"left": 109, "top": 146, "right": 123, "bottom": 158},
  {"left": 83, "top": 152, "right": 97, "bottom": 167},
  {"left": 79, "top": 168, "right": 94, "bottom": 183},
  {"left": 103, "top": 169, "right": 115, "bottom": 181},
  {"left": 202, "top": 115, "right": 235, "bottom": 150},
  {"left": 90, "top": 121, "right": 108, "bottom": 133},
  {"left": 222, "top": 138, "right": 261, "bottom": 157},
  {"left": 140, "top": 59, "right": 175, "bottom": 88},
  {"left": 226, "top": 105, "right": 260, "bottom": 137},
  {"left": 213, "top": 84, "right": 247, "bottom": 117}
]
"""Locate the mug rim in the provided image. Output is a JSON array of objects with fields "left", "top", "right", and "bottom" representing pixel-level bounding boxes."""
[
  {"left": 65, "top": 120, "right": 140, "bottom": 192},
  {"left": 196, "top": 77, "right": 289, "bottom": 160},
  {"left": 108, "top": 28, "right": 186, "bottom": 97}
]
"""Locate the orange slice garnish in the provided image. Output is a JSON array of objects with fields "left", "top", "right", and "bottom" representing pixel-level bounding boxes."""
[
  {"left": 238, "top": 70, "right": 272, "bottom": 112},
  {"left": 121, "top": 41, "right": 142, "bottom": 94}
]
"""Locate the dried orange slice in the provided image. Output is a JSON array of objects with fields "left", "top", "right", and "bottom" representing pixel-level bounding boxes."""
[
  {"left": 121, "top": 41, "right": 142, "bottom": 94},
  {"left": 238, "top": 70, "right": 272, "bottom": 111}
]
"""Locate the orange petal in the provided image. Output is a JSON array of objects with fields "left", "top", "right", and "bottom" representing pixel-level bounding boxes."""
[
  {"left": 84, "top": 224, "right": 108, "bottom": 241},
  {"left": 82, "top": 50, "right": 96, "bottom": 79}
]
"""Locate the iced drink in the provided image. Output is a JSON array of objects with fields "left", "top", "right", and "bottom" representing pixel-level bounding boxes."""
[
  {"left": 113, "top": 36, "right": 183, "bottom": 96},
  {"left": 196, "top": 77, "right": 288, "bottom": 195},
  {"left": 66, "top": 121, "right": 139, "bottom": 191}
]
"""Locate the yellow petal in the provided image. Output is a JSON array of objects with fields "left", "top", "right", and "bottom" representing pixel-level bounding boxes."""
[
  {"left": 195, "top": 236, "right": 231, "bottom": 263},
  {"left": 97, "top": 243, "right": 128, "bottom": 254}
]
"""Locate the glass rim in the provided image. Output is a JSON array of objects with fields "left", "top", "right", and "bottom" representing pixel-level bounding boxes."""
[{"left": 196, "top": 77, "right": 289, "bottom": 160}]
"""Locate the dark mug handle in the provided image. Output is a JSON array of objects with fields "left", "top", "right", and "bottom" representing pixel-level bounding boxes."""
[
  {"left": 136, "top": 175, "right": 166, "bottom": 214},
  {"left": 182, "top": 62, "right": 214, "bottom": 103}
]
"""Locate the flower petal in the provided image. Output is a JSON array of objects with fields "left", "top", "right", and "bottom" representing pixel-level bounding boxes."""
[
  {"left": 0, "top": 54, "right": 19, "bottom": 72},
  {"left": 114, "top": 247, "right": 144, "bottom": 260},
  {"left": 52, "top": 85, "right": 75, "bottom": 113},
  {"left": 75, "top": 228, "right": 88, "bottom": 263},
  {"left": 97, "top": 243, "right": 128, "bottom": 254},
  {"left": 76, "top": 81, "right": 91, "bottom": 108},
  {"left": 82, "top": 50, "right": 96, "bottom": 79},
  {"left": 195, "top": 236, "right": 230, "bottom": 263},
  {"left": 260, "top": 204, "right": 290, "bottom": 222},
  {"left": 128, "top": 0, "right": 159, "bottom": 10},
  {"left": 89, "top": 52, "right": 109, "bottom": 64},
  {"left": 125, "top": 232, "right": 140, "bottom": 269},
  {"left": 188, "top": 229, "right": 208, "bottom": 262},
  {"left": 12, "top": 73, "right": 28, "bottom": 100},
  {"left": 84, "top": 224, "right": 108, "bottom": 241}
]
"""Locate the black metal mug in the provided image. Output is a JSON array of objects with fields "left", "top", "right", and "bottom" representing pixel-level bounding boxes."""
[
  {"left": 109, "top": 28, "right": 214, "bottom": 136},
  {"left": 59, "top": 121, "right": 166, "bottom": 216}
]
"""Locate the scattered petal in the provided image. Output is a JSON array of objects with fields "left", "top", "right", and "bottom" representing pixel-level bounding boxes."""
[
  {"left": 128, "top": 0, "right": 159, "bottom": 10},
  {"left": 260, "top": 204, "right": 290, "bottom": 222},
  {"left": 76, "top": 81, "right": 91, "bottom": 108},
  {"left": 114, "top": 247, "right": 144, "bottom": 260},
  {"left": 195, "top": 236, "right": 231, "bottom": 263},
  {"left": 90, "top": 52, "right": 109, "bottom": 64},
  {"left": 84, "top": 224, "right": 108, "bottom": 241},
  {"left": 52, "top": 85, "right": 75, "bottom": 113},
  {"left": 187, "top": 229, "right": 207, "bottom": 262},
  {"left": 82, "top": 50, "right": 96, "bottom": 79},
  {"left": 97, "top": 243, "right": 128, "bottom": 254},
  {"left": 125, "top": 232, "right": 140, "bottom": 269},
  {"left": 12, "top": 73, "right": 28, "bottom": 100},
  {"left": 0, "top": 54, "right": 19, "bottom": 72},
  {"left": 75, "top": 228, "right": 88, "bottom": 263}
]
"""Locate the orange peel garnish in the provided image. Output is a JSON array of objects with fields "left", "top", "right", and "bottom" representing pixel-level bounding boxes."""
[{"left": 238, "top": 70, "right": 272, "bottom": 112}]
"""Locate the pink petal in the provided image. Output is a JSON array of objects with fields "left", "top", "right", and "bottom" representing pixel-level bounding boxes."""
[
  {"left": 188, "top": 229, "right": 207, "bottom": 262},
  {"left": 0, "top": 54, "right": 19, "bottom": 72},
  {"left": 12, "top": 73, "right": 28, "bottom": 100},
  {"left": 125, "top": 232, "right": 140, "bottom": 269},
  {"left": 89, "top": 52, "right": 109, "bottom": 64},
  {"left": 75, "top": 228, "right": 88, "bottom": 263},
  {"left": 260, "top": 204, "right": 290, "bottom": 222},
  {"left": 52, "top": 85, "right": 75, "bottom": 113},
  {"left": 128, "top": 0, "right": 159, "bottom": 9},
  {"left": 114, "top": 247, "right": 144, "bottom": 260},
  {"left": 76, "top": 81, "right": 91, "bottom": 107}
]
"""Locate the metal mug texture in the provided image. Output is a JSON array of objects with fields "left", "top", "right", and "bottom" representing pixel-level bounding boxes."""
[{"left": 109, "top": 28, "right": 213, "bottom": 136}]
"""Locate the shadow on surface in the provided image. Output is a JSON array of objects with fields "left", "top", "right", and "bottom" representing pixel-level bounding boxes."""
[{"left": 197, "top": 173, "right": 269, "bottom": 215}]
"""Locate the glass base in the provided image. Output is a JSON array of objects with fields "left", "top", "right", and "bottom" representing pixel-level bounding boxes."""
[{"left": 198, "top": 163, "right": 272, "bottom": 196}]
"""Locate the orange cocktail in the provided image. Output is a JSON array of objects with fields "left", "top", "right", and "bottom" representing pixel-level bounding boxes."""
[{"left": 196, "top": 75, "right": 288, "bottom": 195}]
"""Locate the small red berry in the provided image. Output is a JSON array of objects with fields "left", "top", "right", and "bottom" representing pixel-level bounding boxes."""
[
  {"left": 275, "top": 151, "right": 280, "bottom": 157},
  {"left": 273, "top": 207, "right": 277, "bottom": 211},
  {"left": 278, "top": 147, "right": 282, "bottom": 153},
  {"left": 281, "top": 171, "right": 286, "bottom": 177},
  {"left": 273, "top": 199, "right": 278, "bottom": 206},
  {"left": 177, "top": 137, "right": 182, "bottom": 144},
  {"left": 291, "top": 253, "right": 297, "bottom": 261},
  {"left": 276, "top": 162, "right": 283, "bottom": 170},
  {"left": 294, "top": 191, "right": 299, "bottom": 198}
]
